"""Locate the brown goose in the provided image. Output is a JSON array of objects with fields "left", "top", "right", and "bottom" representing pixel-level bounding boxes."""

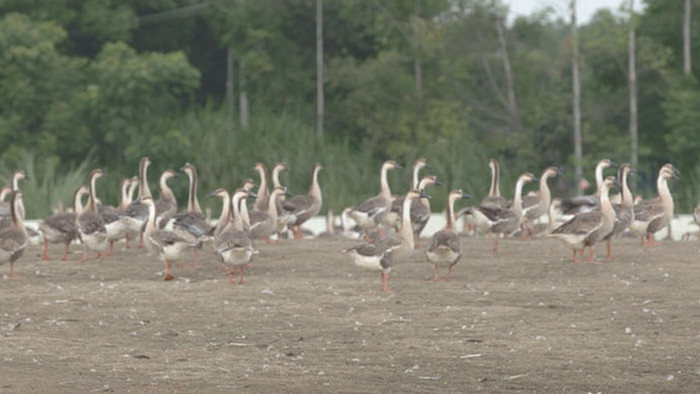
[
  {"left": 77, "top": 169, "right": 109, "bottom": 262},
  {"left": 603, "top": 164, "right": 635, "bottom": 258},
  {"left": 155, "top": 169, "right": 178, "bottom": 228},
  {"left": 520, "top": 166, "right": 561, "bottom": 238},
  {"left": 124, "top": 157, "right": 153, "bottom": 248},
  {"left": 481, "top": 158, "right": 508, "bottom": 209},
  {"left": 0, "top": 191, "right": 27, "bottom": 277},
  {"left": 39, "top": 185, "right": 89, "bottom": 261},
  {"left": 212, "top": 188, "right": 255, "bottom": 284},
  {"left": 345, "top": 189, "right": 425, "bottom": 293},
  {"left": 560, "top": 159, "right": 616, "bottom": 218},
  {"left": 142, "top": 196, "right": 196, "bottom": 281},
  {"left": 172, "top": 163, "right": 213, "bottom": 266},
  {"left": 252, "top": 162, "right": 270, "bottom": 212},
  {"left": 427, "top": 189, "right": 469, "bottom": 282},
  {"left": 385, "top": 158, "right": 428, "bottom": 228},
  {"left": 249, "top": 187, "right": 287, "bottom": 242},
  {"left": 391, "top": 175, "right": 441, "bottom": 246},
  {"left": 350, "top": 160, "right": 401, "bottom": 240},
  {"left": 549, "top": 176, "right": 618, "bottom": 263},
  {"left": 280, "top": 163, "right": 323, "bottom": 239},
  {"left": 629, "top": 163, "right": 679, "bottom": 247},
  {"left": 459, "top": 173, "right": 538, "bottom": 252}
]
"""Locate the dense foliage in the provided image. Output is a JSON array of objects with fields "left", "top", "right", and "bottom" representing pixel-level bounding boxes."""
[{"left": 0, "top": 0, "right": 697, "bottom": 217}]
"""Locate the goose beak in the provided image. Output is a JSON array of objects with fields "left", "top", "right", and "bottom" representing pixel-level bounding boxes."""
[
  {"left": 461, "top": 192, "right": 471, "bottom": 199},
  {"left": 531, "top": 176, "right": 539, "bottom": 183},
  {"left": 207, "top": 191, "right": 218, "bottom": 198},
  {"left": 248, "top": 191, "right": 258, "bottom": 198},
  {"left": 434, "top": 179, "right": 443, "bottom": 186}
]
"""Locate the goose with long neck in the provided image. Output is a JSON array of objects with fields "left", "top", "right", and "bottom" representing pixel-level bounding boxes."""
[
  {"left": 629, "top": 163, "right": 678, "bottom": 247},
  {"left": 345, "top": 189, "right": 426, "bottom": 293},
  {"left": 0, "top": 191, "right": 27, "bottom": 277},
  {"left": 427, "top": 190, "right": 470, "bottom": 282},
  {"left": 341, "top": 207, "right": 362, "bottom": 239},
  {"left": 123, "top": 157, "right": 153, "bottom": 248},
  {"left": 213, "top": 188, "right": 254, "bottom": 284},
  {"left": 249, "top": 187, "right": 287, "bottom": 242},
  {"left": 95, "top": 176, "right": 136, "bottom": 256},
  {"left": 549, "top": 176, "right": 618, "bottom": 263},
  {"left": 603, "top": 164, "right": 635, "bottom": 258},
  {"left": 460, "top": 173, "right": 538, "bottom": 252},
  {"left": 155, "top": 169, "right": 178, "bottom": 228},
  {"left": 39, "top": 186, "right": 89, "bottom": 261},
  {"left": 350, "top": 160, "right": 402, "bottom": 240},
  {"left": 172, "top": 163, "right": 212, "bottom": 267},
  {"left": 77, "top": 169, "right": 109, "bottom": 262},
  {"left": 280, "top": 163, "right": 323, "bottom": 239},
  {"left": 560, "top": 159, "right": 616, "bottom": 217},
  {"left": 0, "top": 170, "right": 28, "bottom": 219},
  {"left": 142, "top": 196, "right": 196, "bottom": 281},
  {"left": 521, "top": 166, "right": 561, "bottom": 238},
  {"left": 481, "top": 158, "right": 508, "bottom": 209},
  {"left": 252, "top": 162, "right": 270, "bottom": 212}
]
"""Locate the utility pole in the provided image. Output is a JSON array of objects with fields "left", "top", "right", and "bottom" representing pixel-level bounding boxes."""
[
  {"left": 316, "top": 0, "right": 324, "bottom": 139},
  {"left": 684, "top": 0, "right": 692, "bottom": 75},
  {"left": 226, "top": 48, "right": 235, "bottom": 125},
  {"left": 629, "top": 0, "right": 638, "bottom": 171},
  {"left": 571, "top": 0, "right": 583, "bottom": 194}
]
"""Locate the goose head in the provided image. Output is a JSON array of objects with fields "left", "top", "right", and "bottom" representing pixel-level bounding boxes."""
[
  {"left": 543, "top": 166, "right": 561, "bottom": 179},
  {"left": 11, "top": 170, "right": 27, "bottom": 190},
  {"left": 208, "top": 188, "right": 229, "bottom": 200},
  {"left": 239, "top": 178, "right": 256, "bottom": 192},
  {"left": 382, "top": 160, "right": 402, "bottom": 171},
  {"left": 660, "top": 163, "right": 679, "bottom": 180}
]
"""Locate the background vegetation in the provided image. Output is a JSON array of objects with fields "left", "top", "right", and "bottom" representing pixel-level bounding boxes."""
[{"left": 0, "top": 0, "right": 697, "bottom": 218}]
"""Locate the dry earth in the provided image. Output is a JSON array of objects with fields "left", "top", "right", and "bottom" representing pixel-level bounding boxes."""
[{"left": 1, "top": 235, "right": 700, "bottom": 393}]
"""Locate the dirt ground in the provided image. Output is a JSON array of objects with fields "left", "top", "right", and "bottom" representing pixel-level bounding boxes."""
[{"left": 1, "top": 234, "right": 700, "bottom": 393}]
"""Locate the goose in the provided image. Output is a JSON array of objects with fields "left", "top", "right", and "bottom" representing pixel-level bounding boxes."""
[
  {"left": 548, "top": 176, "right": 618, "bottom": 263},
  {"left": 629, "top": 163, "right": 679, "bottom": 247},
  {"left": 392, "top": 175, "right": 441, "bottom": 247},
  {"left": 172, "top": 162, "right": 213, "bottom": 266},
  {"left": 560, "top": 159, "right": 616, "bottom": 218},
  {"left": 426, "top": 189, "right": 469, "bottom": 282},
  {"left": 122, "top": 176, "right": 140, "bottom": 248},
  {"left": 252, "top": 162, "right": 270, "bottom": 212},
  {"left": 350, "top": 160, "right": 401, "bottom": 240},
  {"left": 249, "top": 187, "right": 287, "bottom": 242},
  {"left": 481, "top": 158, "right": 508, "bottom": 209},
  {"left": 681, "top": 201, "right": 700, "bottom": 241},
  {"left": 77, "top": 169, "right": 109, "bottom": 262},
  {"left": 280, "top": 163, "right": 323, "bottom": 239},
  {"left": 39, "top": 185, "right": 89, "bottom": 261},
  {"left": 155, "top": 169, "right": 178, "bottom": 228},
  {"left": 385, "top": 158, "right": 428, "bottom": 228},
  {"left": 459, "top": 172, "right": 538, "bottom": 252},
  {"left": 520, "top": 166, "right": 561, "bottom": 238},
  {"left": 123, "top": 157, "right": 153, "bottom": 248},
  {"left": 340, "top": 207, "right": 362, "bottom": 239},
  {"left": 318, "top": 209, "right": 345, "bottom": 237},
  {"left": 95, "top": 177, "right": 135, "bottom": 256},
  {"left": 270, "top": 162, "right": 289, "bottom": 234},
  {"left": 344, "top": 189, "right": 426, "bottom": 293},
  {"left": 212, "top": 188, "right": 255, "bottom": 284},
  {"left": 141, "top": 196, "right": 196, "bottom": 281},
  {"left": 0, "top": 191, "right": 27, "bottom": 277},
  {"left": 602, "top": 164, "right": 635, "bottom": 258}
]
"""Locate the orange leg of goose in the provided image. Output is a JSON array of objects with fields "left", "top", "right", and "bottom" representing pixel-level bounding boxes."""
[
  {"left": 42, "top": 239, "right": 50, "bottom": 261},
  {"left": 293, "top": 226, "right": 303, "bottom": 240},
  {"left": 138, "top": 233, "right": 145, "bottom": 249},
  {"left": 104, "top": 240, "right": 115, "bottom": 256},
  {"left": 493, "top": 236, "right": 499, "bottom": 253},
  {"left": 61, "top": 244, "right": 70, "bottom": 261},
  {"left": 162, "top": 259, "right": 175, "bottom": 281},
  {"left": 381, "top": 272, "right": 394, "bottom": 293},
  {"left": 431, "top": 263, "right": 440, "bottom": 282},
  {"left": 640, "top": 235, "right": 646, "bottom": 245},
  {"left": 606, "top": 239, "right": 612, "bottom": 259},
  {"left": 238, "top": 265, "right": 247, "bottom": 284},
  {"left": 227, "top": 267, "right": 236, "bottom": 284},
  {"left": 645, "top": 234, "right": 661, "bottom": 247},
  {"left": 588, "top": 247, "right": 603, "bottom": 264},
  {"left": 571, "top": 249, "right": 580, "bottom": 263},
  {"left": 445, "top": 265, "right": 453, "bottom": 282},
  {"left": 9, "top": 262, "right": 15, "bottom": 277}
]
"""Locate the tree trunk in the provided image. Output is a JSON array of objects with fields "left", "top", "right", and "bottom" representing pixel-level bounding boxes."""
[
  {"left": 496, "top": 18, "right": 519, "bottom": 127},
  {"left": 413, "top": 0, "right": 423, "bottom": 114},
  {"left": 629, "top": 0, "right": 638, "bottom": 173},
  {"left": 571, "top": 0, "right": 583, "bottom": 194},
  {"left": 316, "top": 0, "right": 324, "bottom": 139},
  {"left": 684, "top": 0, "right": 692, "bottom": 75},
  {"left": 226, "top": 48, "right": 235, "bottom": 125},
  {"left": 239, "top": 59, "right": 249, "bottom": 129}
]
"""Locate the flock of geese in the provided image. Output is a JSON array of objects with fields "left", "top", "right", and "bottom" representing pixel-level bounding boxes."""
[{"left": 0, "top": 156, "right": 685, "bottom": 293}]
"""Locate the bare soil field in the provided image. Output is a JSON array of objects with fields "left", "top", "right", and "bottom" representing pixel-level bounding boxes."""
[{"left": 1, "top": 236, "right": 700, "bottom": 393}]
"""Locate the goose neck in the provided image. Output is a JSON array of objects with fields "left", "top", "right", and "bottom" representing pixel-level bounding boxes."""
[{"left": 399, "top": 195, "right": 415, "bottom": 248}]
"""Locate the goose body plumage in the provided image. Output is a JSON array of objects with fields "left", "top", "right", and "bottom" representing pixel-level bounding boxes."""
[{"left": 427, "top": 190, "right": 469, "bottom": 281}]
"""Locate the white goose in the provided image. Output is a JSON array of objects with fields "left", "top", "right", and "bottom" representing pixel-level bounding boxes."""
[
  {"left": 123, "top": 157, "right": 153, "bottom": 248},
  {"left": 77, "top": 169, "right": 109, "bottom": 262},
  {"left": 602, "top": 164, "right": 635, "bottom": 258},
  {"left": 520, "top": 166, "right": 561, "bottom": 238},
  {"left": 427, "top": 189, "right": 469, "bottom": 282}
]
